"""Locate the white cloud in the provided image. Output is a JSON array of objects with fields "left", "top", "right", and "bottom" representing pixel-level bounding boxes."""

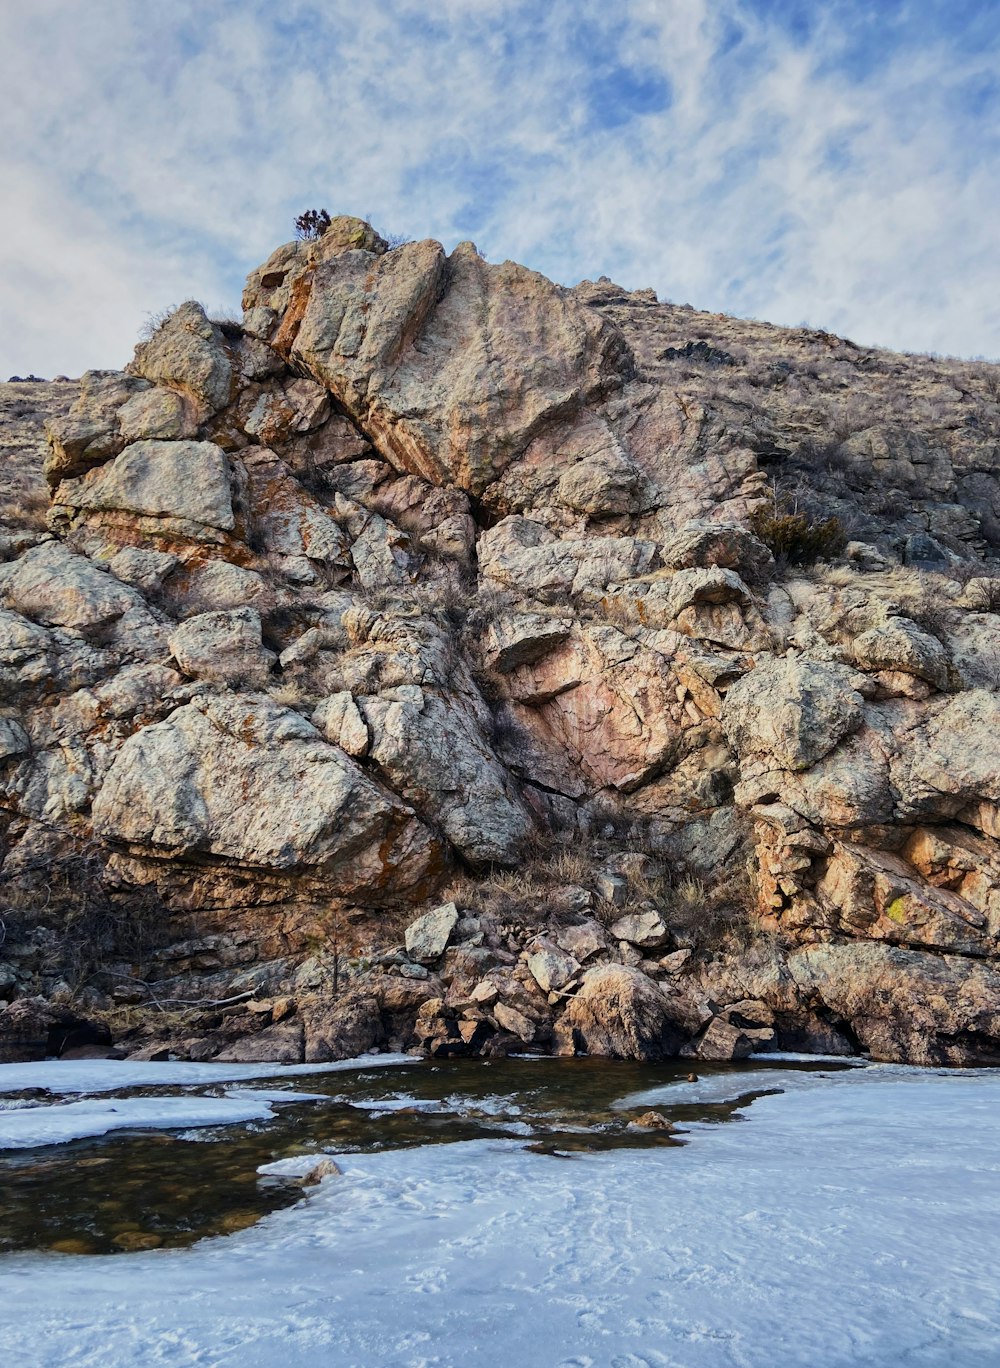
[{"left": 0, "top": 0, "right": 997, "bottom": 378}]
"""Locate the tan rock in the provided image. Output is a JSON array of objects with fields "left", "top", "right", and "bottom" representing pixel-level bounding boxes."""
[
  {"left": 405, "top": 903, "right": 459, "bottom": 965},
  {"left": 609, "top": 909, "right": 670, "bottom": 949},
  {"left": 723, "top": 657, "right": 866, "bottom": 771},
  {"left": 44, "top": 370, "right": 146, "bottom": 485},
  {"left": 117, "top": 387, "right": 196, "bottom": 443},
  {"left": 852, "top": 617, "right": 950, "bottom": 691},
  {"left": 54, "top": 439, "right": 235, "bottom": 536},
  {"left": 129, "top": 301, "right": 234, "bottom": 419},
  {"left": 892, "top": 691, "right": 1000, "bottom": 831},
  {"left": 91, "top": 692, "right": 441, "bottom": 899},
  {"left": 0, "top": 541, "right": 144, "bottom": 630},
  {"left": 525, "top": 942, "right": 580, "bottom": 993},
  {"left": 494, "top": 1001, "right": 535, "bottom": 1042},
  {"left": 557, "top": 964, "right": 685, "bottom": 1061},
  {"left": 362, "top": 684, "right": 533, "bottom": 864},
  {"left": 816, "top": 841, "right": 994, "bottom": 956},
  {"left": 790, "top": 941, "right": 1000, "bottom": 1065},
  {"left": 312, "top": 692, "right": 369, "bottom": 757},
  {"left": 281, "top": 236, "right": 631, "bottom": 494},
  {"left": 167, "top": 607, "right": 275, "bottom": 687}
]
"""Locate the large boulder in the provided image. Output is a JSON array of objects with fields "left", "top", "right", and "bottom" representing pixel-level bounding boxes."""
[
  {"left": 43, "top": 370, "right": 147, "bottom": 485},
  {"left": 52, "top": 439, "right": 235, "bottom": 539},
  {"left": 91, "top": 693, "right": 442, "bottom": 899},
  {"left": 361, "top": 685, "right": 534, "bottom": 864},
  {"left": 556, "top": 965, "right": 686, "bottom": 1060},
  {"left": 892, "top": 691, "right": 1000, "bottom": 832},
  {"left": 478, "top": 516, "right": 659, "bottom": 601},
  {"left": 405, "top": 903, "right": 460, "bottom": 965},
  {"left": 790, "top": 941, "right": 1000, "bottom": 1065},
  {"left": 723, "top": 657, "right": 866, "bottom": 771},
  {"left": 852, "top": 617, "right": 950, "bottom": 691},
  {"left": 248, "top": 232, "right": 632, "bottom": 494},
  {"left": 0, "top": 542, "right": 145, "bottom": 630},
  {"left": 167, "top": 607, "right": 275, "bottom": 687},
  {"left": 129, "top": 301, "right": 235, "bottom": 420}
]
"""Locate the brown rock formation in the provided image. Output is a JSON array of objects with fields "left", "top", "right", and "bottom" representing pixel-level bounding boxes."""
[{"left": 2, "top": 214, "right": 1000, "bottom": 1067}]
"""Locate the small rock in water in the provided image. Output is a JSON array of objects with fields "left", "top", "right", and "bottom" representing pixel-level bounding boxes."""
[
  {"left": 218, "top": 1210, "right": 261, "bottom": 1235},
  {"left": 48, "top": 1238, "right": 97, "bottom": 1256},
  {"left": 111, "top": 1231, "right": 163, "bottom": 1251},
  {"left": 629, "top": 1111, "right": 674, "bottom": 1131},
  {"left": 299, "top": 1157, "right": 342, "bottom": 1186}
]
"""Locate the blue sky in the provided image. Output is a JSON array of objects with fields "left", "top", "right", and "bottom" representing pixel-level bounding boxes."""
[{"left": 1, "top": 0, "right": 998, "bottom": 376}]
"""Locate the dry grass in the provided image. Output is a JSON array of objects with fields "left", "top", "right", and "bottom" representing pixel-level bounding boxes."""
[{"left": 0, "top": 849, "right": 168, "bottom": 993}]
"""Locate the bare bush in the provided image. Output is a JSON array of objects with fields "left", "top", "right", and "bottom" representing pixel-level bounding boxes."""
[{"left": 295, "top": 209, "right": 332, "bottom": 241}]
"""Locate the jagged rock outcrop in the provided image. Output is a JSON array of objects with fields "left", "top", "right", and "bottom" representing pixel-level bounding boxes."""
[{"left": 2, "top": 214, "right": 1000, "bottom": 1067}]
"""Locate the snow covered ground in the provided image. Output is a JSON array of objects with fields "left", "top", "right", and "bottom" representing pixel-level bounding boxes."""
[
  {"left": 1, "top": 1061, "right": 999, "bottom": 1366},
  {"left": 0, "top": 1054, "right": 414, "bottom": 1148},
  {"left": 0, "top": 1052, "right": 412, "bottom": 1095}
]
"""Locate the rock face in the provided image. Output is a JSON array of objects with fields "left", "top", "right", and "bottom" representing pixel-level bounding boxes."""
[{"left": 2, "top": 213, "right": 1000, "bottom": 1068}]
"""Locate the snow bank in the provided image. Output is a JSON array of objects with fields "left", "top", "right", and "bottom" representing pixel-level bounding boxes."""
[
  {"left": 0, "top": 1052, "right": 412, "bottom": 1096},
  {"left": 1, "top": 1066, "right": 999, "bottom": 1366},
  {"left": 0, "top": 1088, "right": 328, "bottom": 1150}
]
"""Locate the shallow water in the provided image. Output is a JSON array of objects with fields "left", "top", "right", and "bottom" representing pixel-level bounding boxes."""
[{"left": 0, "top": 1054, "right": 850, "bottom": 1256}]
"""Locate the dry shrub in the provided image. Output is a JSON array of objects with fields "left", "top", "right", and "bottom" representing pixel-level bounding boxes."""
[
  {"left": 0, "top": 849, "right": 167, "bottom": 991},
  {"left": 664, "top": 862, "right": 762, "bottom": 954},
  {"left": 294, "top": 208, "right": 332, "bottom": 240},
  {"left": 749, "top": 503, "right": 846, "bottom": 566}
]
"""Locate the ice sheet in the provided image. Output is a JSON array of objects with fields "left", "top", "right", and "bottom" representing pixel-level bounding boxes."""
[{"left": 1, "top": 1066, "right": 999, "bottom": 1366}]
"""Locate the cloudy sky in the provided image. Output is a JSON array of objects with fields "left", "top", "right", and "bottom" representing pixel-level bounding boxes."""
[{"left": 1, "top": 0, "right": 998, "bottom": 378}]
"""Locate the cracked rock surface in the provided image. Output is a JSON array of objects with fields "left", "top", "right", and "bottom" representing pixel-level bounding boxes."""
[{"left": 2, "top": 215, "right": 1000, "bottom": 1068}]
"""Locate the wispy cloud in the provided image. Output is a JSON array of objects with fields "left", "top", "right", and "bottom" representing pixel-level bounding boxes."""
[{"left": 1, "top": 0, "right": 998, "bottom": 377}]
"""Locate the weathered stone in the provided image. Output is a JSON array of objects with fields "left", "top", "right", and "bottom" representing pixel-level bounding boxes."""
[
  {"left": 243, "top": 379, "right": 330, "bottom": 445},
  {"left": 0, "top": 542, "right": 144, "bottom": 630},
  {"left": 117, "top": 387, "right": 196, "bottom": 443},
  {"left": 610, "top": 909, "right": 670, "bottom": 949},
  {"left": 213, "top": 1019, "right": 304, "bottom": 1063},
  {"left": 91, "top": 693, "right": 441, "bottom": 898},
  {"left": 168, "top": 607, "right": 275, "bottom": 687},
  {"left": 109, "top": 546, "right": 179, "bottom": 593},
  {"left": 478, "top": 517, "right": 659, "bottom": 600},
  {"left": 54, "top": 440, "right": 235, "bottom": 535},
  {"left": 494, "top": 1001, "right": 536, "bottom": 1043},
  {"left": 790, "top": 941, "right": 1000, "bottom": 1065},
  {"left": 816, "top": 841, "right": 995, "bottom": 956},
  {"left": 723, "top": 657, "right": 866, "bottom": 771},
  {"left": 595, "top": 872, "right": 628, "bottom": 907},
  {"left": 44, "top": 370, "right": 146, "bottom": 485},
  {"left": 852, "top": 617, "right": 950, "bottom": 691},
  {"left": 525, "top": 942, "right": 580, "bottom": 993},
  {"left": 276, "top": 237, "right": 632, "bottom": 495},
  {"left": 244, "top": 449, "right": 349, "bottom": 566},
  {"left": 312, "top": 691, "right": 369, "bottom": 757},
  {"left": 482, "top": 612, "right": 573, "bottom": 672},
  {"left": 362, "top": 685, "right": 534, "bottom": 864},
  {"left": 691, "top": 1016, "right": 754, "bottom": 1061},
  {"left": 405, "top": 903, "right": 459, "bottom": 965},
  {"left": 557, "top": 965, "right": 685, "bottom": 1061},
  {"left": 892, "top": 691, "right": 1000, "bottom": 831},
  {"left": 129, "top": 301, "right": 234, "bottom": 419},
  {"left": 300, "top": 992, "right": 383, "bottom": 1063},
  {"left": 662, "top": 522, "right": 773, "bottom": 580}
]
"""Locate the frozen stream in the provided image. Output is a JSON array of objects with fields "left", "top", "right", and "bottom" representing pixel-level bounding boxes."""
[{"left": 0, "top": 1055, "right": 998, "bottom": 1366}]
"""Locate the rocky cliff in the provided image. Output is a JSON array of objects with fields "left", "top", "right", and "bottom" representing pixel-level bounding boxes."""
[{"left": 2, "top": 215, "right": 1000, "bottom": 1068}]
